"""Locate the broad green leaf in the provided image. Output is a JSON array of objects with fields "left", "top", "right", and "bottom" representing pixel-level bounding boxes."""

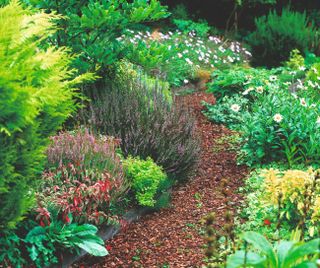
[
  {"left": 294, "top": 261, "right": 318, "bottom": 268},
  {"left": 284, "top": 239, "right": 320, "bottom": 267},
  {"left": 74, "top": 241, "right": 108, "bottom": 257},
  {"left": 275, "top": 240, "right": 294, "bottom": 268},
  {"left": 243, "top": 232, "right": 277, "bottom": 267},
  {"left": 227, "top": 250, "right": 266, "bottom": 268}
]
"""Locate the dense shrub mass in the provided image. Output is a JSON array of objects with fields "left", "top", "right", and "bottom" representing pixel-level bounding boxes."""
[
  {"left": 23, "top": 0, "right": 169, "bottom": 75},
  {"left": 0, "top": 2, "right": 91, "bottom": 230},
  {"left": 123, "top": 157, "right": 169, "bottom": 207},
  {"left": 83, "top": 66, "right": 200, "bottom": 181},
  {"left": 239, "top": 168, "right": 320, "bottom": 239},
  {"left": 248, "top": 8, "right": 319, "bottom": 67},
  {"left": 37, "top": 129, "right": 128, "bottom": 226},
  {"left": 1, "top": 0, "right": 320, "bottom": 266},
  {"left": 240, "top": 92, "right": 320, "bottom": 166}
]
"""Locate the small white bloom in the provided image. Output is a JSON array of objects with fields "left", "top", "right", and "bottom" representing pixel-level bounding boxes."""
[
  {"left": 230, "top": 104, "right": 241, "bottom": 112},
  {"left": 184, "top": 79, "right": 189, "bottom": 84},
  {"left": 256, "top": 86, "right": 264, "bottom": 94},
  {"left": 185, "top": 58, "right": 193, "bottom": 65},
  {"left": 273, "top": 113, "right": 283, "bottom": 123},
  {"left": 269, "top": 75, "right": 277, "bottom": 82},
  {"left": 177, "top": 53, "right": 183, "bottom": 58},
  {"left": 316, "top": 116, "right": 320, "bottom": 125},
  {"left": 289, "top": 71, "right": 297, "bottom": 76},
  {"left": 299, "top": 66, "right": 306, "bottom": 71}
]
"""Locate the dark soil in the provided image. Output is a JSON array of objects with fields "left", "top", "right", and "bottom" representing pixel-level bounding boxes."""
[{"left": 73, "top": 91, "right": 247, "bottom": 268}]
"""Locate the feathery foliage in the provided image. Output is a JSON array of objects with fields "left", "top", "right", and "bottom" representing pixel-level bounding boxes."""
[{"left": 0, "top": 1, "right": 93, "bottom": 230}]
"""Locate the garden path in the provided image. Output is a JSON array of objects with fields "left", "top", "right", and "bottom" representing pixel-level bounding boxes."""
[{"left": 74, "top": 91, "right": 247, "bottom": 268}]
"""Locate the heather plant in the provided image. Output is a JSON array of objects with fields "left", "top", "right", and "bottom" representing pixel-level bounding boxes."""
[
  {"left": 37, "top": 129, "right": 128, "bottom": 225},
  {"left": 123, "top": 157, "right": 169, "bottom": 207},
  {"left": 0, "top": 1, "right": 92, "bottom": 230},
  {"left": 82, "top": 74, "right": 200, "bottom": 181}
]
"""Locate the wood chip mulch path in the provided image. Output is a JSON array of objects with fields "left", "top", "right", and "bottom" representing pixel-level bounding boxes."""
[{"left": 73, "top": 91, "right": 248, "bottom": 268}]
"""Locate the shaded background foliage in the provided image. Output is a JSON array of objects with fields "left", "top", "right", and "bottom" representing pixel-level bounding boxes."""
[{"left": 162, "top": 0, "right": 320, "bottom": 31}]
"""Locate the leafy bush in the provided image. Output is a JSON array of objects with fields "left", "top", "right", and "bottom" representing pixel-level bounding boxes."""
[
  {"left": 207, "top": 66, "right": 292, "bottom": 101},
  {"left": 173, "top": 19, "right": 211, "bottom": 37},
  {"left": 24, "top": 0, "right": 169, "bottom": 75},
  {"left": 227, "top": 231, "right": 320, "bottom": 268},
  {"left": 239, "top": 92, "right": 320, "bottom": 167},
  {"left": 25, "top": 213, "right": 107, "bottom": 268},
  {"left": 0, "top": 1, "right": 91, "bottom": 230},
  {"left": 123, "top": 157, "right": 168, "bottom": 207},
  {"left": 203, "top": 95, "right": 250, "bottom": 129},
  {"left": 247, "top": 8, "right": 319, "bottom": 67},
  {"left": 82, "top": 72, "right": 200, "bottom": 181},
  {"left": 239, "top": 168, "right": 320, "bottom": 240},
  {"left": 37, "top": 129, "right": 128, "bottom": 225},
  {"left": 0, "top": 230, "right": 26, "bottom": 268}
]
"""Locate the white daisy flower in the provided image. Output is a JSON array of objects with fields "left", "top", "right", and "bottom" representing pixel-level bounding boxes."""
[
  {"left": 230, "top": 104, "right": 241, "bottom": 112},
  {"left": 256, "top": 86, "right": 264, "bottom": 94},
  {"left": 269, "top": 75, "right": 277, "bottom": 81},
  {"left": 273, "top": 114, "right": 283, "bottom": 123}
]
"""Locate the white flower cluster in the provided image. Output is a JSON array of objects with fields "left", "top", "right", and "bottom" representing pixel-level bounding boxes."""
[{"left": 120, "top": 29, "right": 250, "bottom": 70}]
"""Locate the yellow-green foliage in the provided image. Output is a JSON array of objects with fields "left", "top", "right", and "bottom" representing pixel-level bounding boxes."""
[
  {"left": 0, "top": 1, "right": 93, "bottom": 229},
  {"left": 285, "top": 49, "right": 305, "bottom": 70},
  {"left": 262, "top": 168, "right": 320, "bottom": 235},
  {"left": 123, "top": 157, "right": 168, "bottom": 207}
]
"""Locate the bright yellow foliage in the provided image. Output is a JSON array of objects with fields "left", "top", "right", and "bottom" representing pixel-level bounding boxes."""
[{"left": 262, "top": 168, "right": 319, "bottom": 224}]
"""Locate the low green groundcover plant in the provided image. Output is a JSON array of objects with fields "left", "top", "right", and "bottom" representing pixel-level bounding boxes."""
[
  {"left": 0, "top": 211, "right": 107, "bottom": 268},
  {"left": 203, "top": 95, "right": 250, "bottom": 130}
]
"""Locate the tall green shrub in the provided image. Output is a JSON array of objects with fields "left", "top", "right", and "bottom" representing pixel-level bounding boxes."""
[
  {"left": 25, "top": 0, "right": 169, "bottom": 75},
  {"left": 0, "top": 1, "right": 92, "bottom": 229},
  {"left": 247, "top": 8, "right": 319, "bottom": 67}
]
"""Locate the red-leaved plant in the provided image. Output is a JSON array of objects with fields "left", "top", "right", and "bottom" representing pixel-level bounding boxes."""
[{"left": 36, "top": 129, "right": 129, "bottom": 226}]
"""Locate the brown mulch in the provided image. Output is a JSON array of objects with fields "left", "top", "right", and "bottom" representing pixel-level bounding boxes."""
[{"left": 73, "top": 91, "right": 247, "bottom": 268}]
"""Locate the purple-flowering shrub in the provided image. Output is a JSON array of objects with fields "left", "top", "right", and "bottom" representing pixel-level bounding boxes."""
[{"left": 82, "top": 78, "right": 200, "bottom": 181}]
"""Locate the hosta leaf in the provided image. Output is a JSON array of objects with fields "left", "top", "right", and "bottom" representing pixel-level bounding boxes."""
[{"left": 74, "top": 241, "right": 108, "bottom": 257}]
